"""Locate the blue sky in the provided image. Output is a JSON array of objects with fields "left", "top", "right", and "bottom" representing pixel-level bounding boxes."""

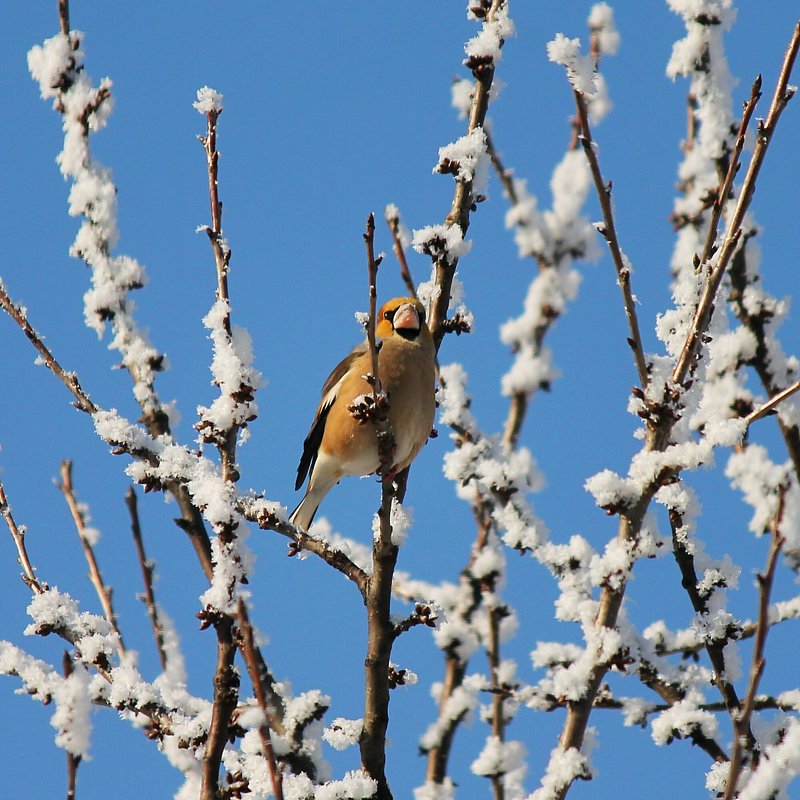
[{"left": 2, "top": 2, "right": 800, "bottom": 798}]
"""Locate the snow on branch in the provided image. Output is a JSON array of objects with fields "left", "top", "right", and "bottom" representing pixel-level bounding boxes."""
[{"left": 27, "top": 30, "right": 168, "bottom": 425}]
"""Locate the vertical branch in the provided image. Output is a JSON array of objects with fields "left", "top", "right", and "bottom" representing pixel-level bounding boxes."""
[
  {"left": 668, "top": 508, "right": 752, "bottom": 742},
  {"left": 125, "top": 486, "right": 168, "bottom": 672},
  {"left": 57, "top": 460, "right": 127, "bottom": 659},
  {"left": 201, "top": 619, "right": 239, "bottom": 800},
  {"left": 238, "top": 600, "right": 284, "bottom": 800},
  {"left": 722, "top": 490, "right": 786, "bottom": 800},
  {"left": 384, "top": 206, "right": 418, "bottom": 301},
  {"left": 57, "top": 0, "right": 70, "bottom": 35},
  {"left": 572, "top": 90, "right": 649, "bottom": 389},
  {"left": 63, "top": 652, "right": 81, "bottom": 800},
  {"left": 197, "top": 94, "right": 238, "bottom": 484},
  {"left": 429, "top": 0, "right": 508, "bottom": 352},
  {"left": 194, "top": 91, "right": 244, "bottom": 800},
  {"left": 360, "top": 213, "right": 398, "bottom": 799}
]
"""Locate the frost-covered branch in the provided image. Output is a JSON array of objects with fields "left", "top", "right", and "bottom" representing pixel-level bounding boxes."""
[
  {"left": 493, "top": 3, "right": 617, "bottom": 449},
  {"left": 548, "top": 33, "right": 648, "bottom": 389},
  {"left": 667, "top": 506, "right": 753, "bottom": 748},
  {"left": 424, "top": 0, "right": 512, "bottom": 352},
  {"left": 532, "top": 16, "right": 800, "bottom": 800},
  {"left": 27, "top": 23, "right": 169, "bottom": 435},
  {"left": 417, "top": 362, "right": 544, "bottom": 795},
  {"left": 723, "top": 491, "right": 786, "bottom": 800},
  {"left": 190, "top": 90, "right": 258, "bottom": 800},
  {"left": 237, "top": 600, "right": 284, "bottom": 800},
  {"left": 360, "top": 213, "right": 401, "bottom": 799},
  {"left": 672, "top": 25, "right": 799, "bottom": 388}
]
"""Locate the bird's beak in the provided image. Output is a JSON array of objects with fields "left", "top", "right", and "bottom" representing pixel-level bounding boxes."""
[{"left": 392, "top": 303, "right": 420, "bottom": 332}]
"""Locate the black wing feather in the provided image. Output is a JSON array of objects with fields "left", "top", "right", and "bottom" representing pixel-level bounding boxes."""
[
  {"left": 294, "top": 343, "right": 367, "bottom": 491},
  {"left": 295, "top": 399, "right": 333, "bottom": 490}
]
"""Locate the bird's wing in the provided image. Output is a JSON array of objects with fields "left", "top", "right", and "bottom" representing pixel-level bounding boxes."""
[{"left": 294, "top": 342, "right": 368, "bottom": 490}]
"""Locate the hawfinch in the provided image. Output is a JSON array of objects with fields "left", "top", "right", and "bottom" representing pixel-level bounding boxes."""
[{"left": 290, "top": 297, "right": 436, "bottom": 531}]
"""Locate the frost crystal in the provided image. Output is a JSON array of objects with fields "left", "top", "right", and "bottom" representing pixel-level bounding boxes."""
[
  {"left": 435, "top": 127, "right": 489, "bottom": 193},
  {"left": 51, "top": 665, "right": 92, "bottom": 758},
  {"left": 464, "top": 5, "right": 515, "bottom": 65},
  {"left": 588, "top": 3, "right": 620, "bottom": 56},
  {"left": 322, "top": 718, "right": 363, "bottom": 751},
  {"left": 547, "top": 34, "right": 596, "bottom": 96},
  {"left": 412, "top": 224, "right": 472, "bottom": 267},
  {"left": 193, "top": 85, "right": 223, "bottom": 114}
]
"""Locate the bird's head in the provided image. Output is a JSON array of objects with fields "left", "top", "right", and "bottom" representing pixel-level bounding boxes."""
[{"left": 376, "top": 297, "right": 429, "bottom": 342}]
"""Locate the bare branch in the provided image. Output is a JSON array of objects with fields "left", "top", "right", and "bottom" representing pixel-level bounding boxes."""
[
  {"left": 125, "top": 487, "right": 168, "bottom": 672},
  {"left": 385, "top": 206, "right": 418, "bottom": 300},
  {"left": 0, "top": 480, "right": 47, "bottom": 595},
  {"left": 200, "top": 616, "right": 239, "bottom": 800},
  {"left": 572, "top": 90, "right": 649, "bottom": 389},
  {"left": 0, "top": 283, "right": 97, "bottom": 416},
  {"left": 746, "top": 379, "right": 800, "bottom": 426}
]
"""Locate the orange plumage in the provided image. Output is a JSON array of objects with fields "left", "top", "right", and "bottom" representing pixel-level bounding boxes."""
[{"left": 290, "top": 297, "right": 436, "bottom": 530}]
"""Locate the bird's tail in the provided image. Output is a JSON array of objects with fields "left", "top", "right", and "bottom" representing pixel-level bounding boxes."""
[
  {"left": 289, "top": 452, "right": 341, "bottom": 531},
  {"left": 289, "top": 493, "right": 320, "bottom": 532}
]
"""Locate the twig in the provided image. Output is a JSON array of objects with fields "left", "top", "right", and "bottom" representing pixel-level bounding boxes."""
[
  {"left": 745, "top": 379, "right": 800, "bottom": 426},
  {"left": 0, "top": 480, "right": 47, "bottom": 594},
  {"left": 668, "top": 509, "right": 751, "bottom": 741},
  {"left": 0, "top": 283, "right": 97, "bottom": 416},
  {"left": 693, "top": 77, "right": 761, "bottom": 279},
  {"left": 424, "top": 654, "right": 469, "bottom": 784},
  {"left": 197, "top": 98, "right": 239, "bottom": 488},
  {"left": 58, "top": 0, "right": 70, "bottom": 35},
  {"left": 572, "top": 91, "right": 649, "bottom": 389},
  {"left": 722, "top": 488, "right": 786, "bottom": 800},
  {"left": 384, "top": 207, "right": 418, "bottom": 300},
  {"left": 57, "top": 461, "right": 127, "bottom": 659},
  {"left": 673, "top": 25, "right": 800, "bottom": 388},
  {"left": 125, "top": 487, "right": 168, "bottom": 672},
  {"left": 238, "top": 600, "right": 284, "bottom": 800}
]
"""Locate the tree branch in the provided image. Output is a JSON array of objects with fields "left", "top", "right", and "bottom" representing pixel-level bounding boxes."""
[
  {"left": 672, "top": 25, "right": 799, "bottom": 387},
  {"left": 429, "top": 0, "right": 507, "bottom": 352},
  {"left": 125, "top": 486, "right": 168, "bottom": 672},
  {"left": 57, "top": 460, "right": 127, "bottom": 660},
  {"left": 359, "top": 213, "right": 400, "bottom": 799},
  {"left": 722, "top": 488, "right": 786, "bottom": 800},
  {"left": 572, "top": 90, "right": 649, "bottom": 389}
]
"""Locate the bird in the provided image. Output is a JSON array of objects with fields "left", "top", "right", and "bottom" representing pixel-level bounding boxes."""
[{"left": 290, "top": 296, "right": 436, "bottom": 531}]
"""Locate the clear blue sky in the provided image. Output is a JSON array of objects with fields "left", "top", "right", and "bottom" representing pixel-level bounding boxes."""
[{"left": 2, "top": 2, "right": 800, "bottom": 798}]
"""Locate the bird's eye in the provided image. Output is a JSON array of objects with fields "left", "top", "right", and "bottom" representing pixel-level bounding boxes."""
[{"left": 383, "top": 309, "right": 395, "bottom": 321}]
